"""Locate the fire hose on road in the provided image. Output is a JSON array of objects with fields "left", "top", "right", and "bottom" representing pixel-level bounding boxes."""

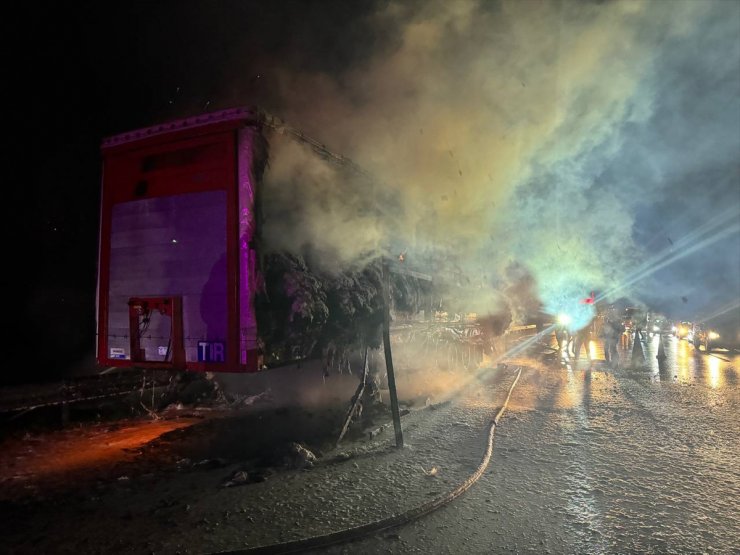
[{"left": 214, "top": 365, "right": 523, "bottom": 555}]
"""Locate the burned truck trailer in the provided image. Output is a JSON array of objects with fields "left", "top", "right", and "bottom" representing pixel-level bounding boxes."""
[
  {"left": 97, "top": 107, "right": 463, "bottom": 375},
  {"left": 97, "top": 107, "right": 274, "bottom": 373}
]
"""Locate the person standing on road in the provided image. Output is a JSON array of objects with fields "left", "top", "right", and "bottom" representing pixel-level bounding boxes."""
[
  {"left": 573, "top": 323, "right": 592, "bottom": 361},
  {"left": 601, "top": 311, "right": 622, "bottom": 366},
  {"left": 555, "top": 322, "right": 569, "bottom": 357}
]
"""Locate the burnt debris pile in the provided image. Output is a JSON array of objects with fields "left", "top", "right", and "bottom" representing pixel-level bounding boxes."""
[{"left": 255, "top": 253, "right": 429, "bottom": 371}]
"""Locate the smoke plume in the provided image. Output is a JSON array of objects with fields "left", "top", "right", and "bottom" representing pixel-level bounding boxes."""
[{"left": 251, "top": 0, "right": 739, "bottom": 326}]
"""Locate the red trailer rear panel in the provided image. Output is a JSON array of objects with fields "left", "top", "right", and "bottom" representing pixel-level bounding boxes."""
[{"left": 97, "top": 108, "right": 262, "bottom": 372}]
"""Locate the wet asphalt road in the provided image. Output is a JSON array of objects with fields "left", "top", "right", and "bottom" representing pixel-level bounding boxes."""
[
  {"left": 2, "top": 334, "right": 736, "bottom": 554},
  {"left": 325, "top": 334, "right": 740, "bottom": 554}
]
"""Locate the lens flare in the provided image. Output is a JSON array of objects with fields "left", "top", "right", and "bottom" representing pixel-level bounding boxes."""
[{"left": 597, "top": 208, "right": 740, "bottom": 302}]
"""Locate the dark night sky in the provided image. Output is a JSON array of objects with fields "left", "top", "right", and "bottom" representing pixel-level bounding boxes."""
[{"left": 9, "top": 1, "right": 740, "bottom": 384}]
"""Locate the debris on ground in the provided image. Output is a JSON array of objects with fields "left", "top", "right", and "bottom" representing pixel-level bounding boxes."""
[
  {"left": 228, "top": 389, "right": 273, "bottom": 407},
  {"left": 222, "top": 470, "right": 250, "bottom": 488},
  {"left": 330, "top": 452, "right": 354, "bottom": 463},
  {"left": 283, "top": 442, "right": 317, "bottom": 469},
  {"left": 193, "top": 458, "right": 228, "bottom": 469},
  {"left": 420, "top": 465, "right": 439, "bottom": 477}
]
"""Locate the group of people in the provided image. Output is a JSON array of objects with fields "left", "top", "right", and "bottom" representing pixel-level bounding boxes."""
[
  {"left": 555, "top": 325, "right": 592, "bottom": 361},
  {"left": 555, "top": 308, "right": 625, "bottom": 366}
]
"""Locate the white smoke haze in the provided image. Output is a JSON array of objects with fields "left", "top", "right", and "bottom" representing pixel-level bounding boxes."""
[
  {"left": 261, "top": 133, "right": 392, "bottom": 270},
  {"left": 257, "top": 0, "right": 739, "bottom": 325}
]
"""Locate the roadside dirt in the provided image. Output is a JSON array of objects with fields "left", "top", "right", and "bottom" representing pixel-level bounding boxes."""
[{"left": 0, "top": 361, "right": 500, "bottom": 554}]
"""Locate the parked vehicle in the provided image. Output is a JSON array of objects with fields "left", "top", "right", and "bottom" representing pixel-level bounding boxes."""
[
  {"left": 693, "top": 325, "right": 723, "bottom": 351},
  {"left": 649, "top": 317, "right": 672, "bottom": 337},
  {"left": 674, "top": 321, "right": 693, "bottom": 340}
]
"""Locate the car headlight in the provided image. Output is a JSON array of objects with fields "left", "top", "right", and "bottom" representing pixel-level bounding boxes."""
[{"left": 708, "top": 331, "right": 720, "bottom": 340}]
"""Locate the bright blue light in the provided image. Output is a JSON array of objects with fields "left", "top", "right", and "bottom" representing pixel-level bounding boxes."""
[{"left": 544, "top": 284, "right": 596, "bottom": 332}]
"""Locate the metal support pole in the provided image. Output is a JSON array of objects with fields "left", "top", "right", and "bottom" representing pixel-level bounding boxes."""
[{"left": 382, "top": 259, "right": 404, "bottom": 448}]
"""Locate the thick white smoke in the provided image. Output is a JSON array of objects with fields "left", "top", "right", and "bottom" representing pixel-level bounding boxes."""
[{"left": 255, "top": 0, "right": 739, "bottom": 324}]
